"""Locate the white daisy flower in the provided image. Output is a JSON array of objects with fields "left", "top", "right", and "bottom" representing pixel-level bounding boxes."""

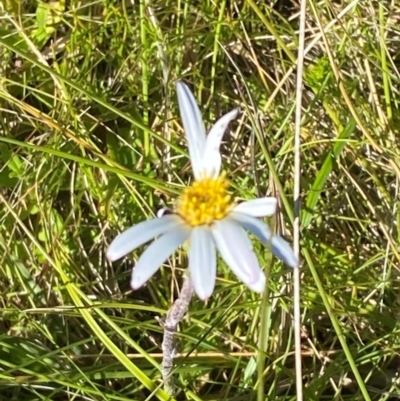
[{"left": 106, "top": 81, "right": 298, "bottom": 300}]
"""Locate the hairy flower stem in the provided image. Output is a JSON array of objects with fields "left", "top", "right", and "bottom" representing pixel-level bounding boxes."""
[{"left": 161, "top": 275, "right": 194, "bottom": 395}]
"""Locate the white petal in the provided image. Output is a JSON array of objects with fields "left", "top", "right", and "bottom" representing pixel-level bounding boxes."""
[
  {"left": 211, "top": 219, "right": 266, "bottom": 293},
  {"left": 131, "top": 225, "right": 191, "bottom": 289},
  {"left": 232, "top": 197, "right": 277, "bottom": 217},
  {"left": 156, "top": 207, "right": 172, "bottom": 218},
  {"left": 176, "top": 81, "right": 206, "bottom": 180},
  {"left": 231, "top": 212, "right": 298, "bottom": 268},
  {"left": 188, "top": 226, "right": 216, "bottom": 300},
  {"left": 271, "top": 236, "right": 298, "bottom": 268},
  {"left": 229, "top": 212, "right": 272, "bottom": 244},
  {"left": 201, "top": 108, "right": 240, "bottom": 179},
  {"left": 106, "top": 215, "right": 184, "bottom": 262}
]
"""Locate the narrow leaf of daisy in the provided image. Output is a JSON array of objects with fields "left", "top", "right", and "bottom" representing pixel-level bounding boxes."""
[
  {"left": 131, "top": 226, "right": 191, "bottom": 289},
  {"left": 232, "top": 197, "right": 277, "bottom": 217},
  {"left": 188, "top": 226, "right": 216, "bottom": 300},
  {"left": 271, "top": 236, "right": 298, "bottom": 268},
  {"left": 201, "top": 108, "right": 240, "bottom": 178},
  {"left": 106, "top": 215, "right": 183, "bottom": 262},
  {"left": 211, "top": 219, "right": 266, "bottom": 293},
  {"left": 176, "top": 81, "right": 206, "bottom": 179}
]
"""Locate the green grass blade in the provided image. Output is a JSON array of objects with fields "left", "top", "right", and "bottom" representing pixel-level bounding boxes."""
[{"left": 302, "top": 118, "right": 356, "bottom": 228}]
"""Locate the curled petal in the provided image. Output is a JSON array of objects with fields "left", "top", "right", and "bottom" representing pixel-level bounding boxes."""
[
  {"left": 201, "top": 108, "right": 240, "bottom": 179},
  {"left": 229, "top": 212, "right": 272, "bottom": 243},
  {"left": 211, "top": 219, "right": 265, "bottom": 293},
  {"left": 156, "top": 207, "right": 173, "bottom": 218},
  {"left": 106, "top": 215, "right": 184, "bottom": 262},
  {"left": 271, "top": 236, "right": 298, "bottom": 268},
  {"left": 231, "top": 212, "right": 298, "bottom": 268},
  {"left": 176, "top": 81, "right": 206, "bottom": 179},
  {"left": 188, "top": 226, "right": 216, "bottom": 300},
  {"left": 232, "top": 197, "right": 277, "bottom": 217},
  {"left": 131, "top": 225, "right": 191, "bottom": 289}
]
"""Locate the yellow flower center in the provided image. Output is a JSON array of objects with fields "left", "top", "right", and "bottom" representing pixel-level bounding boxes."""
[{"left": 176, "top": 176, "right": 232, "bottom": 226}]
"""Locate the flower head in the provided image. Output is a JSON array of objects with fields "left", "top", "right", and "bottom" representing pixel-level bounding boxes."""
[{"left": 106, "top": 81, "right": 298, "bottom": 300}]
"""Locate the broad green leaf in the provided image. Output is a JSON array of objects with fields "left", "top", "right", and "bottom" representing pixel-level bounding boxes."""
[
  {"left": 302, "top": 119, "right": 356, "bottom": 228},
  {"left": 32, "top": 1, "right": 65, "bottom": 48}
]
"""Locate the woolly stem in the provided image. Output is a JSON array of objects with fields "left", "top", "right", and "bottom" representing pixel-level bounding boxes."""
[{"left": 161, "top": 275, "right": 194, "bottom": 394}]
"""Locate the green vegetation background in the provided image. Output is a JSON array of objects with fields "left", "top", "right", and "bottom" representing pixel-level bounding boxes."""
[{"left": 0, "top": 1, "right": 399, "bottom": 400}]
